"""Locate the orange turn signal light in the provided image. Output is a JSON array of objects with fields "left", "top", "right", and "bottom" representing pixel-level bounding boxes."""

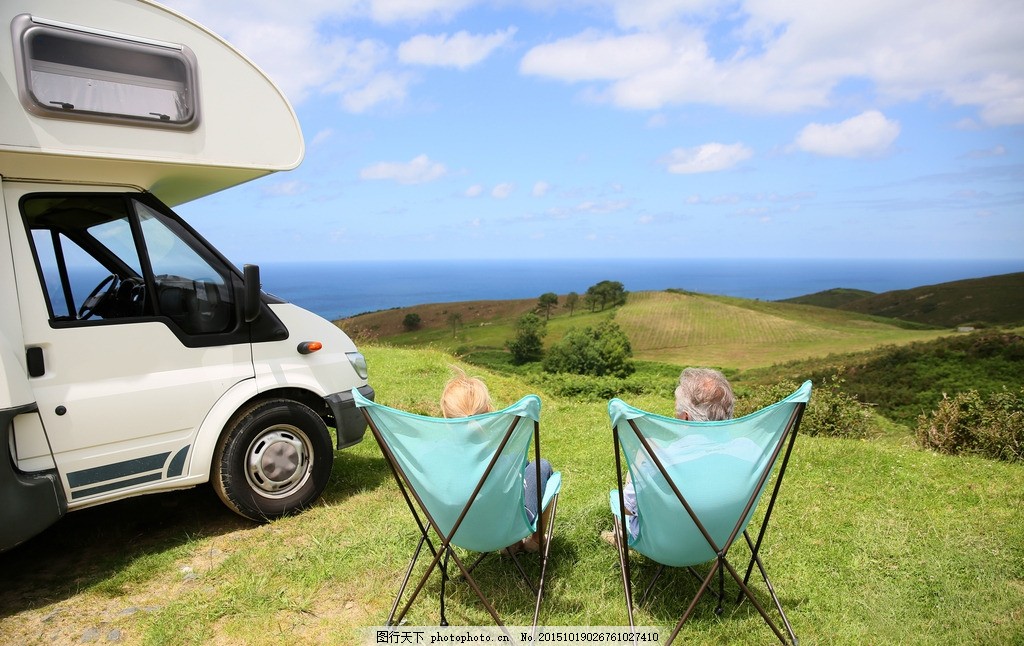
[{"left": 297, "top": 341, "right": 323, "bottom": 355}]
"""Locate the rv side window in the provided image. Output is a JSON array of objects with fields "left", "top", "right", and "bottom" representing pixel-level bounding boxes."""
[{"left": 12, "top": 14, "right": 198, "bottom": 129}]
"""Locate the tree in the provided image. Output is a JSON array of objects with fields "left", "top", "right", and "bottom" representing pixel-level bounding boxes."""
[
  {"left": 542, "top": 319, "right": 634, "bottom": 377},
  {"left": 585, "top": 280, "right": 628, "bottom": 311},
  {"left": 402, "top": 312, "right": 422, "bottom": 331},
  {"left": 506, "top": 312, "right": 547, "bottom": 364},
  {"left": 537, "top": 292, "right": 559, "bottom": 320},
  {"left": 446, "top": 311, "right": 463, "bottom": 338},
  {"left": 564, "top": 292, "right": 579, "bottom": 316}
]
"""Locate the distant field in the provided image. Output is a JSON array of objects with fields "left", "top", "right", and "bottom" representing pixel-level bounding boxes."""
[
  {"left": 340, "top": 290, "right": 955, "bottom": 370},
  {"left": 618, "top": 292, "right": 951, "bottom": 369}
]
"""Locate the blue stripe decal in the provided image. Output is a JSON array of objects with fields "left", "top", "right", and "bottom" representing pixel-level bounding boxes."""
[
  {"left": 70, "top": 472, "right": 163, "bottom": 499},
  {"left": 67, "top": 452, "right": 171, "bottom": 488},
  {"left": 167, "top": 446, "right": 189, "bottom": 477}
]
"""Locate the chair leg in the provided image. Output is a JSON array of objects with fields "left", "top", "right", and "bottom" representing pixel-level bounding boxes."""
[
  {"left": 440, "top": 549, "right": 450, "bottom": 627},
  {"left": 639, "top": 565, "right": 665, "bottom": 607},
  {"left": 613, "top": 515, "right": 636, "bottom": 630},
  {"left": 388, "top": 535, "right": 427, "bottom": 626},
  {"left": 716, "top": 557, "right": 725, "bottom": 616},
  {"left": 532, "top": 493, "right": 559, "bottom": 627}
]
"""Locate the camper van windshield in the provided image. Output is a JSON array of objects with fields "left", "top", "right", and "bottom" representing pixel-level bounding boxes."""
[{"left": 14, "top": 15, "right": 198, "bottom": 128}]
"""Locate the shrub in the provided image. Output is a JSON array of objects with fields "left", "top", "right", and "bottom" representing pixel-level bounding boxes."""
[
  {"left": 806, "top": 331, "right": 1024, "bottom": 426},
  {"left": 736, "top": 374, "right": 872, "bottom": 439},
  {"left": 543, "top": 319, "right": 635, "bottom": 378},
  {"left": 402, "top": 312, "right": 422, "bottom": 330},
  {"left": 506, "top": 312, "right": 547, "bottom": 365},
  {"left": 527, "top": 371, "right": 675, "bottom": 401},
  {"left": 916, "top": 387, "right": 1024, "bottom": 462}
]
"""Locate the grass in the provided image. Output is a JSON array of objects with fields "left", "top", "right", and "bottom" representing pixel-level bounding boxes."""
[
  {"left": 3, "top": 344, "right": 1022, "bottom": 645},
  {"left": 341, "top": 290, "right": 954, "bottom": 371}
]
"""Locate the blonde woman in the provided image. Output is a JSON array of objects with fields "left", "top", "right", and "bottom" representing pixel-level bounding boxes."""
[{"left": 441, "top": 370, "right": 553, "bottom": 553}]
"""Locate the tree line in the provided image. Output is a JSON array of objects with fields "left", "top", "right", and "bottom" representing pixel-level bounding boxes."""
[{"left": 508, "top": 280, "right": 634, "bottom": 377}]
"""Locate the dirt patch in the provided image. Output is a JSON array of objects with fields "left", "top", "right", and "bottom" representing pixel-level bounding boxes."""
[
  {"left": 337, "top": 298, "right": 541, "bottom": 340},
  {"left": 0, "top": 486, "right": 251, "bottom": 644}
]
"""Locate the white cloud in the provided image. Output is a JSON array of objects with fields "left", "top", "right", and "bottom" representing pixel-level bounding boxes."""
[
  {"left": 575, "top": 200, "right": 631, "bottom": 214},
  {"left": 663, "top": 143, "right": 753, "bottom": 174},
  {"left": 519, "top": 0, "right": 1024, "bottom": 123},
  {"left": 465, "top": 184, "right": 484, "bottom": 197},
  {"left": 532, "top": 181, "right": 550, "bottom": 197},
  {"left": 521, "top": 30, "right": 675, "bottom": 82},
  {"left": 359, "top": 154, "right": 448, "bottom": 184},
  {"left": 261, "top": 180, "right": 307, "bottom": 196},
  {"left": 794, "top": 110, "right": 900, "bottom": 158},
  {"left": 399, "top": 28, "right": 516, "bottom": 69},
  {"left": 369, "top": 0, "right": 478, "bottom": 24},
  {"left": 309, "top": 129, "right": 334, "bottom": 147},
  {"left": 339, "top": 71, "right": 414, "bottom": 113},
  {"left": 964, "top": 145, "right": 1007, "bottom": 159},
  {"left": 492, "top": 183, "right": 515, "bottom": 199}
]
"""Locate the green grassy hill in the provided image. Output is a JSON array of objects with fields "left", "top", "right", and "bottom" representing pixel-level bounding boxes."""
[
  {"left": 779, "top": 287, "right": 875, "bottom": 308},
  {"left": 829, "top": 272, "right": 1023, "bottom": 327},
  {"left": 340, "top": 289, "right": 952, "bottom": 370},
  {"left": 3, "top": 345, "right": 1022, "bottom": 644},
  {"left": 615, "top": 291, "right": 944, "bottom": 369}
]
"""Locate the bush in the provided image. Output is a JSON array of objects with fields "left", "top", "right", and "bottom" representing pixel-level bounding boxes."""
[
  {"left": 806, "top": 331, "right": 1024, "bottom": 426},
  {"left": 506, "top": 312, "right": 546, "bottom": 365},
  {"left": 527, "top": 371, "right": 675, "bottom": 401},
  {"left": 402, "top": 312, "right": 422, "bottom": 330},
  {"left": 543, "top": 319, "right": 634, "bottom": 377},
  {"left": 916, "top": 387, "right": 1024, "bottom": 462},
  {"left": 736, "top": 374, "right": 872, "bottom": 440}
]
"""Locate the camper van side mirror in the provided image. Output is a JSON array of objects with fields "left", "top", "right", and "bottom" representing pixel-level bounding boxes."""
[{"left": 243, "top": 264, "right": 262, "bottom": 323}]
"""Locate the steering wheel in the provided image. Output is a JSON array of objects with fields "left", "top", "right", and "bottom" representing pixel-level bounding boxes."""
[
  {"left": 115, "top": 276, "right": 147, "bottom": 317},
  {"left": 78, "top": 274, "right": 119, "bottom": 320}
]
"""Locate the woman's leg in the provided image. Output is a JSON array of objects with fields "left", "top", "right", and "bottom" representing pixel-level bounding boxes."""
[{"left": 523, "top": 458, "right": 553, "bottom": 522}]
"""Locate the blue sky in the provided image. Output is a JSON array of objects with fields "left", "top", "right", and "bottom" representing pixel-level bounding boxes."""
[{"left": 161, "top": 0, "right": 1023, "bottom": 264}]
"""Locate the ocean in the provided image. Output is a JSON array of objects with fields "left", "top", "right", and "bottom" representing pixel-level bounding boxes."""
[{"left": 257, "top": 258, "right": 1024, "bottom": 322}]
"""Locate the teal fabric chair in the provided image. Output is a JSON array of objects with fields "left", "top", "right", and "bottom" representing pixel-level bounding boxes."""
[
  {"left": 608, "top": 381, "right": 811, "bottom": 645},
  {"left": 354, "top": 390, "right": 561, "bottom": 628}
]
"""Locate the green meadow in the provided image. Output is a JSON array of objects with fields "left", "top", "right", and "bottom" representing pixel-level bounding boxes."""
[{"left": 2, "top": 292, "right": 1021, "bottom": 645}]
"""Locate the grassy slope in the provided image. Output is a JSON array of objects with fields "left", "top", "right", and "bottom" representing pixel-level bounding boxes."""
[
  {"left": 779, "top": 287, "right": 876, "bottom": 308},
  {"left": 617, "top": 291, "right": 947, "bottom": 369},
  {"left": 3, "top": 347, "right": 1021, "bottom": 645},
  {"left": 342, "top": 290, "right": 954, "bottom": 371},
  {"left": 836, "top": 271, "right": 1024, "bottom": 327}
]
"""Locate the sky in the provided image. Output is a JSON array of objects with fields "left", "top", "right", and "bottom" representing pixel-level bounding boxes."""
[{"left": 160, "top": 0, "right": 1024, "bottom": 264}]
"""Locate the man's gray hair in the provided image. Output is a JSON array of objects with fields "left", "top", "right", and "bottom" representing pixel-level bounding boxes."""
[{"left": 674, "top": 367, "right": 734, "bottom": 421}]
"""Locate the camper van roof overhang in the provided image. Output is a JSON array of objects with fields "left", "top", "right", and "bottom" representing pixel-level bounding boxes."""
[
  {"left": 1, "top": 0, "right": 304, "bottom": 203},
  {"left": 0, "top": 149, "right": 272, "bottom": 206}
]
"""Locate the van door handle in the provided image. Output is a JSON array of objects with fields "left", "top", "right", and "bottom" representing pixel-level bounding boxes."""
[{"left": 26, "top": 347, "right": 45, "bottom": 377}]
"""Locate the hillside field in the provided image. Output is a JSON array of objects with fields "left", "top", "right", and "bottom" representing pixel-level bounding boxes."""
[{"left": 340, "top": 289, "right": 953, "bottom": 370}]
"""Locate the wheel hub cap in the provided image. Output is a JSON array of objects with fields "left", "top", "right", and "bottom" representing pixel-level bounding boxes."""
[{"left": 246, "top": 428, "right": 309, "bottom": 495}]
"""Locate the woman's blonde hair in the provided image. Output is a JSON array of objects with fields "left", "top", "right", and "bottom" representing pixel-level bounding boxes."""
[{"left": 440, "top": 368, "right": 494, "bottom": 418}]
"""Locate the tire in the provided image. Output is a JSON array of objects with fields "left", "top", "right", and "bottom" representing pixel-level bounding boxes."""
[{"left": 212, "top": 399, "right": 334, "bottom": 521}]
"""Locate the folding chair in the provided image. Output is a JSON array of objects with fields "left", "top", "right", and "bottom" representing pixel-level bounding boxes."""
[
  {"left": 353, "top": 390, "right": 561, "bottom": 628},
  {"left": 608, "top": 381, "right": 811, "bottom": 645}
]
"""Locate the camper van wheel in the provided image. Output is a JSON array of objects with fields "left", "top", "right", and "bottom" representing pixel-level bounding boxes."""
[{"left": 212, "top": 399, "right": 334, "bottom": 521}]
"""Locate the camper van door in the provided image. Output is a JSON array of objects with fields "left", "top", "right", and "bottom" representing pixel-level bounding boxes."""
[{"left": 6, "top": 183, "right": 254, "bottom": 504}]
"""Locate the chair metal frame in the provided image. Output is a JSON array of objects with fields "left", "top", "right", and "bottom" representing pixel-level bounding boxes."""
[
  {"left": 610, "top": 392, "right": 807, "bottom": 645},
  {"left": 360, "top": 400, "right": 559, "bottom": 629}
]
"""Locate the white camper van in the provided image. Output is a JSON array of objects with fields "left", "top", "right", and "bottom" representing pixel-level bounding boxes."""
[{"left": 0, "top": 1, "right": 374, "bottom": 551}]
